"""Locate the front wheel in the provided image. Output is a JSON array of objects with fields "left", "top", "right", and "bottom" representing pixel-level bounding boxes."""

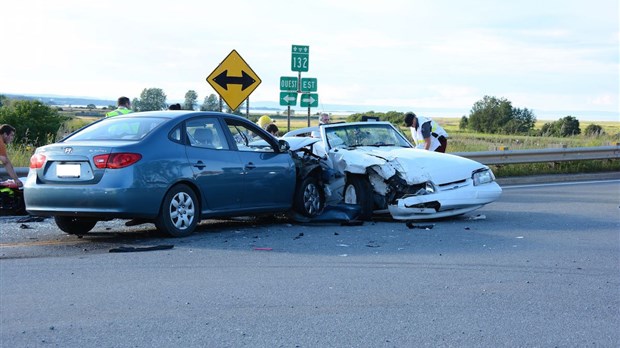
[
  {"left": 344, "top": 175, "right": 374, "bottom": 220},
  {"left": 293, "top": 176, "right": 325, "bottom": 218},
  {"left": 155, "top": 184, "right": 199, "bottom": 237},
  {"left": 54, "top": 216, "right": 98, "bottom": 235}
]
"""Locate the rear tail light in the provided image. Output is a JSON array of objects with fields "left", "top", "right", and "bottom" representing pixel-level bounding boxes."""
[
  {"left": 29, "top": 154, "right": 47, "bottom": 169},
  {"left": 93, "top": 153, "right": 142, "bottom": 169}
]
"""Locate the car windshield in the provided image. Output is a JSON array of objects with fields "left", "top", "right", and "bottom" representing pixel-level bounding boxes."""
[
  {"left": 65, "top": 117, "right": 167, "bottom": 141},
  {"left": 324, "top": 123, "right": 412, "bottom": 149}
]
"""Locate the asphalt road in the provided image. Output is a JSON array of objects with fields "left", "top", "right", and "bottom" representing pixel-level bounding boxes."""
[{"left": 1, "top": 180, "right": 619, "bottom": 347}]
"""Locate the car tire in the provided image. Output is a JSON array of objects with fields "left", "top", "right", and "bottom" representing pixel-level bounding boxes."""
[
  {"left": 54, "top": 216, "right": 98, "bottom": 235},
  {"left": 155, "top": 184, "right": 198, "bottom": 237},
  {"left": 294, "top": 176, "right": 325, "bottom": 218},
  {"left": 344, "top": 175, "right": 374, "bottom": 220}
]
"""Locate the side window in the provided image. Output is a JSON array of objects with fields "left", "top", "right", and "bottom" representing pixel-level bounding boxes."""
[
  {"left": 226, "top": 121, "right": 275, "bottom": 152},
  {"left": 186, "top": 117, "right": 229, "bottom": 150},
  {"left": 169, "top": 125, "right": 182, "bottom": 143}
]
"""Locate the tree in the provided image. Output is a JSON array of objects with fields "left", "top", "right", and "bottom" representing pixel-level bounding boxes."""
[
  {"left": 584, "top": 124, "right": 604, "bottom": 136},
  {"left": 0, "top": 99, "right": 68, "bottom": 146},
  {"left": 559, "top": 116, "right": 580, "bottom": 136},
  {"left": 540, "top": 116, "right": 581, "bottom": 137},
  {"left": 504, "top": 107, "right": 536, "bottom": 134},
  {"left": 183, "top": 90, "right": 198, "bottom": 111},
  {"left": 200, "top": 94, "right": 220, "bottom": 111},
  {"left": 86, "top": 103, "right": 96, "bottom": 109},
  {"left": 136, "top": 88, "right": 167, "bottom": 111},
  {"left": 130, "top": 99, "right": 140, "bottom": 112},
  {"left": 459, "top": 116, "right": 468, "bottom": 130},
  {"left": 468, "top": 96, "right": 513, "bottom": 133}
]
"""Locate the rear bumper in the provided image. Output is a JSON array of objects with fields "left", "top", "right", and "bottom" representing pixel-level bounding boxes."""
[{"left": 24, "top": 185, "right": 166, "bottom": 219}]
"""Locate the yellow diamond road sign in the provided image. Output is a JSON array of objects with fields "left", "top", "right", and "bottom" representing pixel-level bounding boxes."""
[{"left": 206, "top": 50, "right": 261, "bottom": 111}]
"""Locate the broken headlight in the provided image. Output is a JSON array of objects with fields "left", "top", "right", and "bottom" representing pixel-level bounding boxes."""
[
  {"left": 472, "top": 168, "right": 495, "bottom": 186},
  {"left": 414, "top": 181, "right": 436, "bottom": 195}
]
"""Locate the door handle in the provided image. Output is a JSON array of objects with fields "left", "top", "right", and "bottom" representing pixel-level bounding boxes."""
[
  {"left": 244, "top": 162, "right": 256, "bottom": 170},
  {"left": 194, "top": 160, "right": 206, "bottom": 169}
]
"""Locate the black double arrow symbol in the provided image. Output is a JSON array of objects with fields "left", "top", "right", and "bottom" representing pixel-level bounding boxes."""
[{"left": 212, "top": 70, "right": 256, "bottom": 91}]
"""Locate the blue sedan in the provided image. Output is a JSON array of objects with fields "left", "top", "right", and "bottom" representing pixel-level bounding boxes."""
[{"left": 24, "top": 111, "right": 324, "bottom": 237}]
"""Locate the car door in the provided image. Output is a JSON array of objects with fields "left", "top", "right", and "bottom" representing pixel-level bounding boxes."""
[
  {"left": 185, "top": 116, "right": 244, "bottom": 212},
  {"left": 223, "top": 118, "right": 296, "bottom": 210}
]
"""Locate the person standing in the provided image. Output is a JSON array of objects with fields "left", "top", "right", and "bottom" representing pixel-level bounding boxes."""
[
  {"left": 0, "top": 124, "right": 23, "bottom": 187},
  {"left": 105, "top": 96, "right": 133, "bottom": 117},
  {"left": 404, "top": 112, "right": 448, "bottom": 152}
]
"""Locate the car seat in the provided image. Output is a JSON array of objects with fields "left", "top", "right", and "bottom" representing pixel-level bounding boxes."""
[{"left": 193, "top": 128, "right": 214, "bottom": 147}]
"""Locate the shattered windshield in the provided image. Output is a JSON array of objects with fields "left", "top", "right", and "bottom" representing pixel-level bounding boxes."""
[{"left": 325, "top": 123, "right": 412, "bottom": 149}]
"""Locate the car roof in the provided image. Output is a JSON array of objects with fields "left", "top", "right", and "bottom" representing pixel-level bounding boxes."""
[{"left": 119, "top": 110, "right": 239, "bottom": 120}]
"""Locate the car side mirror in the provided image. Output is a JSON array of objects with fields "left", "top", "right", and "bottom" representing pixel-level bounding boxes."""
[{"left": 278, "top": 139, "right": 290, "bottom": 152}]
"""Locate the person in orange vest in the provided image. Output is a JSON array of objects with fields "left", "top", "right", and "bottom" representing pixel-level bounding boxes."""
[
  {"left": 106, "top": 96, "right": 133, "bottom": 117},
  {"left": 404, "top": 112, "right": 449, "bottom": 152}
]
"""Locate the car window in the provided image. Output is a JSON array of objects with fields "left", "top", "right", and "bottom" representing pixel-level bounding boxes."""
[
  {"left": 66, "top": 117, "right": 166, "bottom": 141},
  {"left": 325, "top": 124, "right": 412, "bottom": 149},
  {"left": 186, "top": 117, "right": 229, "bottom": 150},
  {"left": 225, "top": 121, "right": 275, "bottom": 152}
]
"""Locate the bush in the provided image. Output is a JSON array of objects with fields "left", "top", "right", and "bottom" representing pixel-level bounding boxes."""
[
  {"left": 540, "top": 116, "right": 581, "bottom": 137},
  {"left": 584, "top": 124, "right": 604, "bottom": 137},
  {"left": 0, "top": 99, "right": 68, "bottom": 146}
]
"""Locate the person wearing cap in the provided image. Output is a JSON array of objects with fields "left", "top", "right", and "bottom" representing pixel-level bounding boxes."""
[
  {"left": 319, "top": 113, "right": 330, "bottom": 125},
  {"left": 404, "top": 112, "right": 448, "bottom": 152},
  {"left": 106, "top": 96, "right": 133, "bottom": 117}
]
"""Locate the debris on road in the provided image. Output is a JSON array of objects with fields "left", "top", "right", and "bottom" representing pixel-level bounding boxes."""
[
  {"left": 109, "top": 245, "right": 174, "bottom": 253},
  {"left": 405, "top": 222, "right": 435, "bottom": 229}
]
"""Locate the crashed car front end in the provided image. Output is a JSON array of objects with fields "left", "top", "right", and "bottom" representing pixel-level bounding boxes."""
[
  {"left": 386, "top": 167, "right": 502, "bottom": 220},
  {"left": 329, "top": 147, "right": 502, "bottom": 219}
]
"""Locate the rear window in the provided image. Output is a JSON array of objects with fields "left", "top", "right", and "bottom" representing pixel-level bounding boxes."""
[{"left": 66, "top": 117, "right": 166, "bottom": 141}]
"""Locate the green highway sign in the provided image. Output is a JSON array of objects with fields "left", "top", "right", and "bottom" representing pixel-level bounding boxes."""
[
  {"left": 291, "top": 45, "right": 309, "bottom": 72},
  {"left": 300, "top": 77, "right": 317, "bottom": 92},
  {"left": 279, "top": 92, "right": 298, "bottom": 106},
  {"left": 280, "top": 76, "right": 298, "bottom": 92},
  {"left": 300, "top": 93, "right": 319, "bottom": 107}
]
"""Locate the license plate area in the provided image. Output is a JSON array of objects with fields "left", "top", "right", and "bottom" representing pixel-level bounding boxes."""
[{"left": 56, "top": 163, "right": 81, "bottom": 178}]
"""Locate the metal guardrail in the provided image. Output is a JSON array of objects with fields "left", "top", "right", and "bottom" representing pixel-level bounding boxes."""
[
  {"left": 2, "top": 145, "right": 619, "bottom": 178},
  {"left": 454, "top": 145, "right": 620, "bottom": 165}
]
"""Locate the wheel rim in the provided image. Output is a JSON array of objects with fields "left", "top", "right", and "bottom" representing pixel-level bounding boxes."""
[
  {"left": 303, "top": 183, "right": 321, "bottom": 215},
  {"left": 169, "top": 192, "right": 195, "bottom": 230},
  {"left": 344, "top": 184, "right": 358, "bottom": 204}
]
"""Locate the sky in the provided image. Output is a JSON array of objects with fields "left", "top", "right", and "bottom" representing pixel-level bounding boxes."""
[{"left": 1, "top": 0, "right": 618, "bottom": 121}]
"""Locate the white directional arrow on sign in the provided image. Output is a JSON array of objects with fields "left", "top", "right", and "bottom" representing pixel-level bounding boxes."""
[
  {"left": 279, "top": 92, "right": 297, "bottom": 106},
  {"left": 300, "top": 93, "right": 319, "bottom": 107},
  {"left": 301, "top": 95, "right": 315, "bottom": 103}
]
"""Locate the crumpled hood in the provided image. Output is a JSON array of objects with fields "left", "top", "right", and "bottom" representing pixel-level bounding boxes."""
[
  {"left": 282, "top": 137, "right": 321, "bottom": 151},
  {"left": 329, "top": 146, "right": 486, "bottom": 185}
]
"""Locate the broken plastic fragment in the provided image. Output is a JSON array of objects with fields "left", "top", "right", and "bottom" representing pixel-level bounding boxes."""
[{"left": 109, "top": 245, "right": 174, "bottom": 253}]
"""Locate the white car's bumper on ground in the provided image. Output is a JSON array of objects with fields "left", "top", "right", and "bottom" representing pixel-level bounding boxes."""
[{"left": 388, "top": 182, "right": 502, "bottom": 220}]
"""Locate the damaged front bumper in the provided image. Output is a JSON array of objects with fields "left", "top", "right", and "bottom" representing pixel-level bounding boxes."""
[{"left": 387, "top": 181, "right": 502, "bottom": 220}]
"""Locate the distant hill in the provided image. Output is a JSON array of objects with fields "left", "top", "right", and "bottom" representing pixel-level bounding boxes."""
[{"left": 2, "top": 93, "right": 116, "bottom": 107}]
